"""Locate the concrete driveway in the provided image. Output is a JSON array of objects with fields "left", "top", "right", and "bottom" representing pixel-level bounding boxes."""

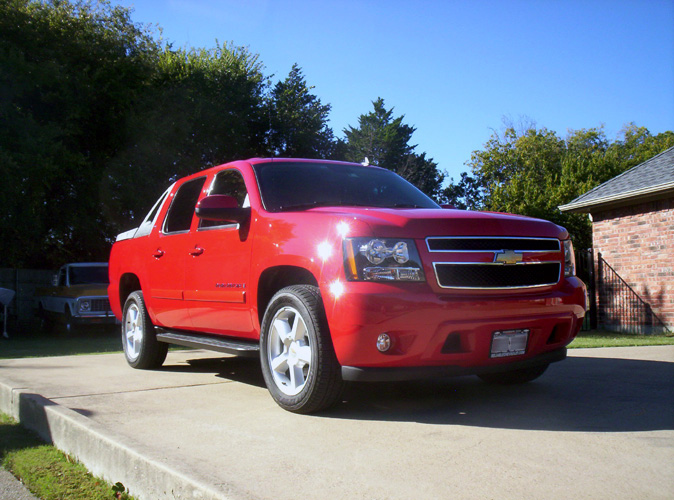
[{"left": 1, "top": 346, "right": 672, "bottom": 500}]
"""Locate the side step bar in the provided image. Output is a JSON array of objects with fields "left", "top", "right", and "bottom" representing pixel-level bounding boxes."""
[{"left": 155, "top": 328, "right": 260, "bottom": 358}]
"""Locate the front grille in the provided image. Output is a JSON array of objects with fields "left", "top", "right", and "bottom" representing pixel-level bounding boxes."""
[
  {"left": 434, "top": 262, "right": 561, "bottom": 289},
  {"left": 91, "top": 299, "right": 111, "bottom": 312},
  {"left": 427, "top": 237, "right": 560, "bottom": 252}
]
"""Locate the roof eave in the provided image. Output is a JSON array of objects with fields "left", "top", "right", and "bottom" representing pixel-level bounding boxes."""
[{"left": 559, "top": 182, "right": 674, "bottom": 214}]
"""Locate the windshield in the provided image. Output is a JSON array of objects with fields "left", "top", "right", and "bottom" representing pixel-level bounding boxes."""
[
  {"left": 69, "top": 266, "right": 109, "bottom": 285},
  {"left": 253, "top": 161, "right": 439, "bottom": 212}
]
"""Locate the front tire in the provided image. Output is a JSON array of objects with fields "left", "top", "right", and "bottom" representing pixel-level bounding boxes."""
[
  {"left": 64, "top": 307, "right": 76, "bottom": 333},
  {"left": 38, "top": 304, "right": 55, "bottom": 334},
  {"left": 260, "top": 285, "right": 344, "bottom": 413},
  {"left": 478, "top": 363, "right": 549, "bottom": 385},
  {"left": 122, "top": 291, "right": 168, "bottom": 369}
]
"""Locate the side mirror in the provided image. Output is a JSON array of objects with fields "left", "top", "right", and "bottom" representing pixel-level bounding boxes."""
[
  {"left": 441, "top": 204, "right": 456, "bottom": 210},
  {"left": 52, "top": 275, "right": 59, "bottom": 286},
  {"left": 195, "top": 195, "right": 250, "bottom": 224}
]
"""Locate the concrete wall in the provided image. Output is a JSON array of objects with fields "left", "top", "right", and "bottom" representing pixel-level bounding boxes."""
[{"left": 592, "top": 198, "right": 674, "bottom": 332}]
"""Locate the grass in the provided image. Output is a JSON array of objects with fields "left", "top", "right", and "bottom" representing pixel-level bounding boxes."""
[
  {"left": 0, "top": 327, "right": 122, "bottom": 359},
  {"left": 0, "top": 322, "right": 187, "bottom": 360},
  {"left": 0, "top": 413, "right": 134, "bottom": 500},
  {"left": 569, "top": 329, "right": 674, "bottom": 348}
]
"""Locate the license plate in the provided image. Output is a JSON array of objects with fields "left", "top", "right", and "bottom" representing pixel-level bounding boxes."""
[{"left": 490, "top": 329, "right": 529, "bottom": 358}]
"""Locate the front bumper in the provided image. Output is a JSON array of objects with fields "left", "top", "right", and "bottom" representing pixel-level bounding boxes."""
[
  {"left": 342, "top": 347, "right": 566, "bottom": 382},
  {"left": 322, "top": 277, "right": 586, "bottom": 372},
  {"left": 71, "top": 312, "right": 119, "bottom": 325},
  {"left": 73, "top": 296, "right": 117, "bottom": 324}
]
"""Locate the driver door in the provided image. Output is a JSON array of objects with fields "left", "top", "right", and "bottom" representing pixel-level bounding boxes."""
[{"left": 184, "top": 168, "right": 255, "bottom": 338}]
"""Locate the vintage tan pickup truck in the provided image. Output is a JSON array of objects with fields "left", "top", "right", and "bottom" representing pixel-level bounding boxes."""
[{"left": 36, "top": 262, "right": 117, "bottom": 331}]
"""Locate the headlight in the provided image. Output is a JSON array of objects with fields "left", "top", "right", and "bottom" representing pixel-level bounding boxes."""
[
  {"left": 563, "top": 239, "right": 576, "bottom": 277},
  {"left": 344, "top": 238, "right": 425, "bottom": 282},
  {"left": 78, "top": 299, "right": 91, "bottom": 313}
]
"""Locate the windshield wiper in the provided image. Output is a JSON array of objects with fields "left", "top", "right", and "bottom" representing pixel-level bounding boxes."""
[
  {"left": 278, "top": 201, "right": 334, "bottom": 211},
  {"left": 391, "top": 203, "right": 423, "bottom": 208},
  {"left": 279, "top": 201, "right": 425, "bottom": 211}
]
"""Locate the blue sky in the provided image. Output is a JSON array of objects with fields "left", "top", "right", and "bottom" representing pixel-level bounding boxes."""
[{"left": 118, "top": 0, "right": 674, "bottom": 181}]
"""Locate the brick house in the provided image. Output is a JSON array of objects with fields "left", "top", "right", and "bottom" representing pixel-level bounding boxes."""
[{"left": 560, "top": 146, "right": 673, "bottom": 334}]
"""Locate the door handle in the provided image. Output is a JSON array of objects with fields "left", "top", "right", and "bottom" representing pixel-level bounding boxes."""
[
  {"left": 189, "top": 246, "right": 204, "bottom": 257},
  {"left": 153, "top": 249, "right": 165, "bottom": 258}
]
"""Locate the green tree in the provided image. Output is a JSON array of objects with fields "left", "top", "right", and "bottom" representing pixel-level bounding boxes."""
[
  {"left": 444, "top": 123, "right": 674, "bottom": 249},
  {"left": 605, "top": 123, "right": 674, "bottom": 170},
  {"left": 267, "top": 64, "right": 334, "bottom": 158},
  {"left": 343, "top": 98, "right": 445, "bottom": 200},
  {"left": 443, "top": 172, "right": 484, "bottom": 210},
  {"left": 101, "top": 42, "right": 267, "bottom": 232},
  {"left": 0, "top": 0, "right": 158, "bottom": 268}
]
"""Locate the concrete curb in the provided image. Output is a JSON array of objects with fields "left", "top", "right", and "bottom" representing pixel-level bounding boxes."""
[
  {"left": 0, "top": 467, "right": 39, "bottom": 500},
  {"left": 0, "top": 380, "right": 238, "bottom": 500}
]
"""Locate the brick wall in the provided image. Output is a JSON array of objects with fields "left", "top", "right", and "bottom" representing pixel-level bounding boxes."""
[{"left": 592, "top": 198, "right": 674, "bottom": 332}]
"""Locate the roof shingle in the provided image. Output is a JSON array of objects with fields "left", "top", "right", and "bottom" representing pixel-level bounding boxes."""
[{"left": 559, "top": 146, "right": 674, "bottom": 212}]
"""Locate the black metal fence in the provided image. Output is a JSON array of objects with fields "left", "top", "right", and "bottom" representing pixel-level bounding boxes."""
[
  {"left": 575, "top": 249, "right": 596, "bottom": 331},
  {"left": 595, "top": 253, "right": 670, "bottom": 335},
  {"left": 574, "top": 250, "right": 670, "bottom": 334}
]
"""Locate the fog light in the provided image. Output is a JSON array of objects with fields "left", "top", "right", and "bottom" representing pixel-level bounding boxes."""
[{"left": 376, "top": 333, "right": 392, "bottom": 352}]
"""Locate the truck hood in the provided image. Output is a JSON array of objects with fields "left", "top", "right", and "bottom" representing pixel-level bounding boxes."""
[{"left": 306, "top": 207, "right": 568, "bottom": 239}]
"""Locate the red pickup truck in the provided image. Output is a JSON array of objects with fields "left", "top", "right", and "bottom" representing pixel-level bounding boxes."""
[{"left": 108, "top": 158, "right": 586, "bottom": 413}]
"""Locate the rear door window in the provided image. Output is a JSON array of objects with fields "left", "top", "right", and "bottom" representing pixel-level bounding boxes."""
[{"left": 163, "top": 177, "right": 206, "bottom": 234}]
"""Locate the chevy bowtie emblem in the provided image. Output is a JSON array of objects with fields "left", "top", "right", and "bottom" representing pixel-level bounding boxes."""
[{"left": 494, "top": 249, "right": 523, "bottom": 265}]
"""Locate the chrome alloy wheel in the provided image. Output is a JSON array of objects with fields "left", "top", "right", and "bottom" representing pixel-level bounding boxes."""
[
  {"left": 267, "top": 306, "right": 313, "bottom": 396},
  {"left": 123, "top": 302, "right": 143, "bottom": 362}
]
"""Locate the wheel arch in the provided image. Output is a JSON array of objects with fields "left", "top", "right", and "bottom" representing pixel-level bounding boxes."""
[
  {"left": 119, "top": 273, "right": 142, "bottom": 311},
  {"left": 256, "top": 266, "right": 319, "bottom": 325}
]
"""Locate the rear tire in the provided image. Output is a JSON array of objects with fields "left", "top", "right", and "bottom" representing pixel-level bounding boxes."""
[
  {"left": 122, "top": 291, "right": 168, "bottom": 369},
  {"left": 478, "top": 364, "right": 549, "bottom": 385},
  {"left": 260, "top": 285, "right": 344, "bottom": 413}
]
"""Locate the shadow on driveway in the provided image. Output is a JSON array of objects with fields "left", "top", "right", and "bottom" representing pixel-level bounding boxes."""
[
  {"left": 161, "top": 356, "right": 267, "bottom": 389},
  {"left": 163, "top": 354, "right": 673, "bottom": 433}
]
